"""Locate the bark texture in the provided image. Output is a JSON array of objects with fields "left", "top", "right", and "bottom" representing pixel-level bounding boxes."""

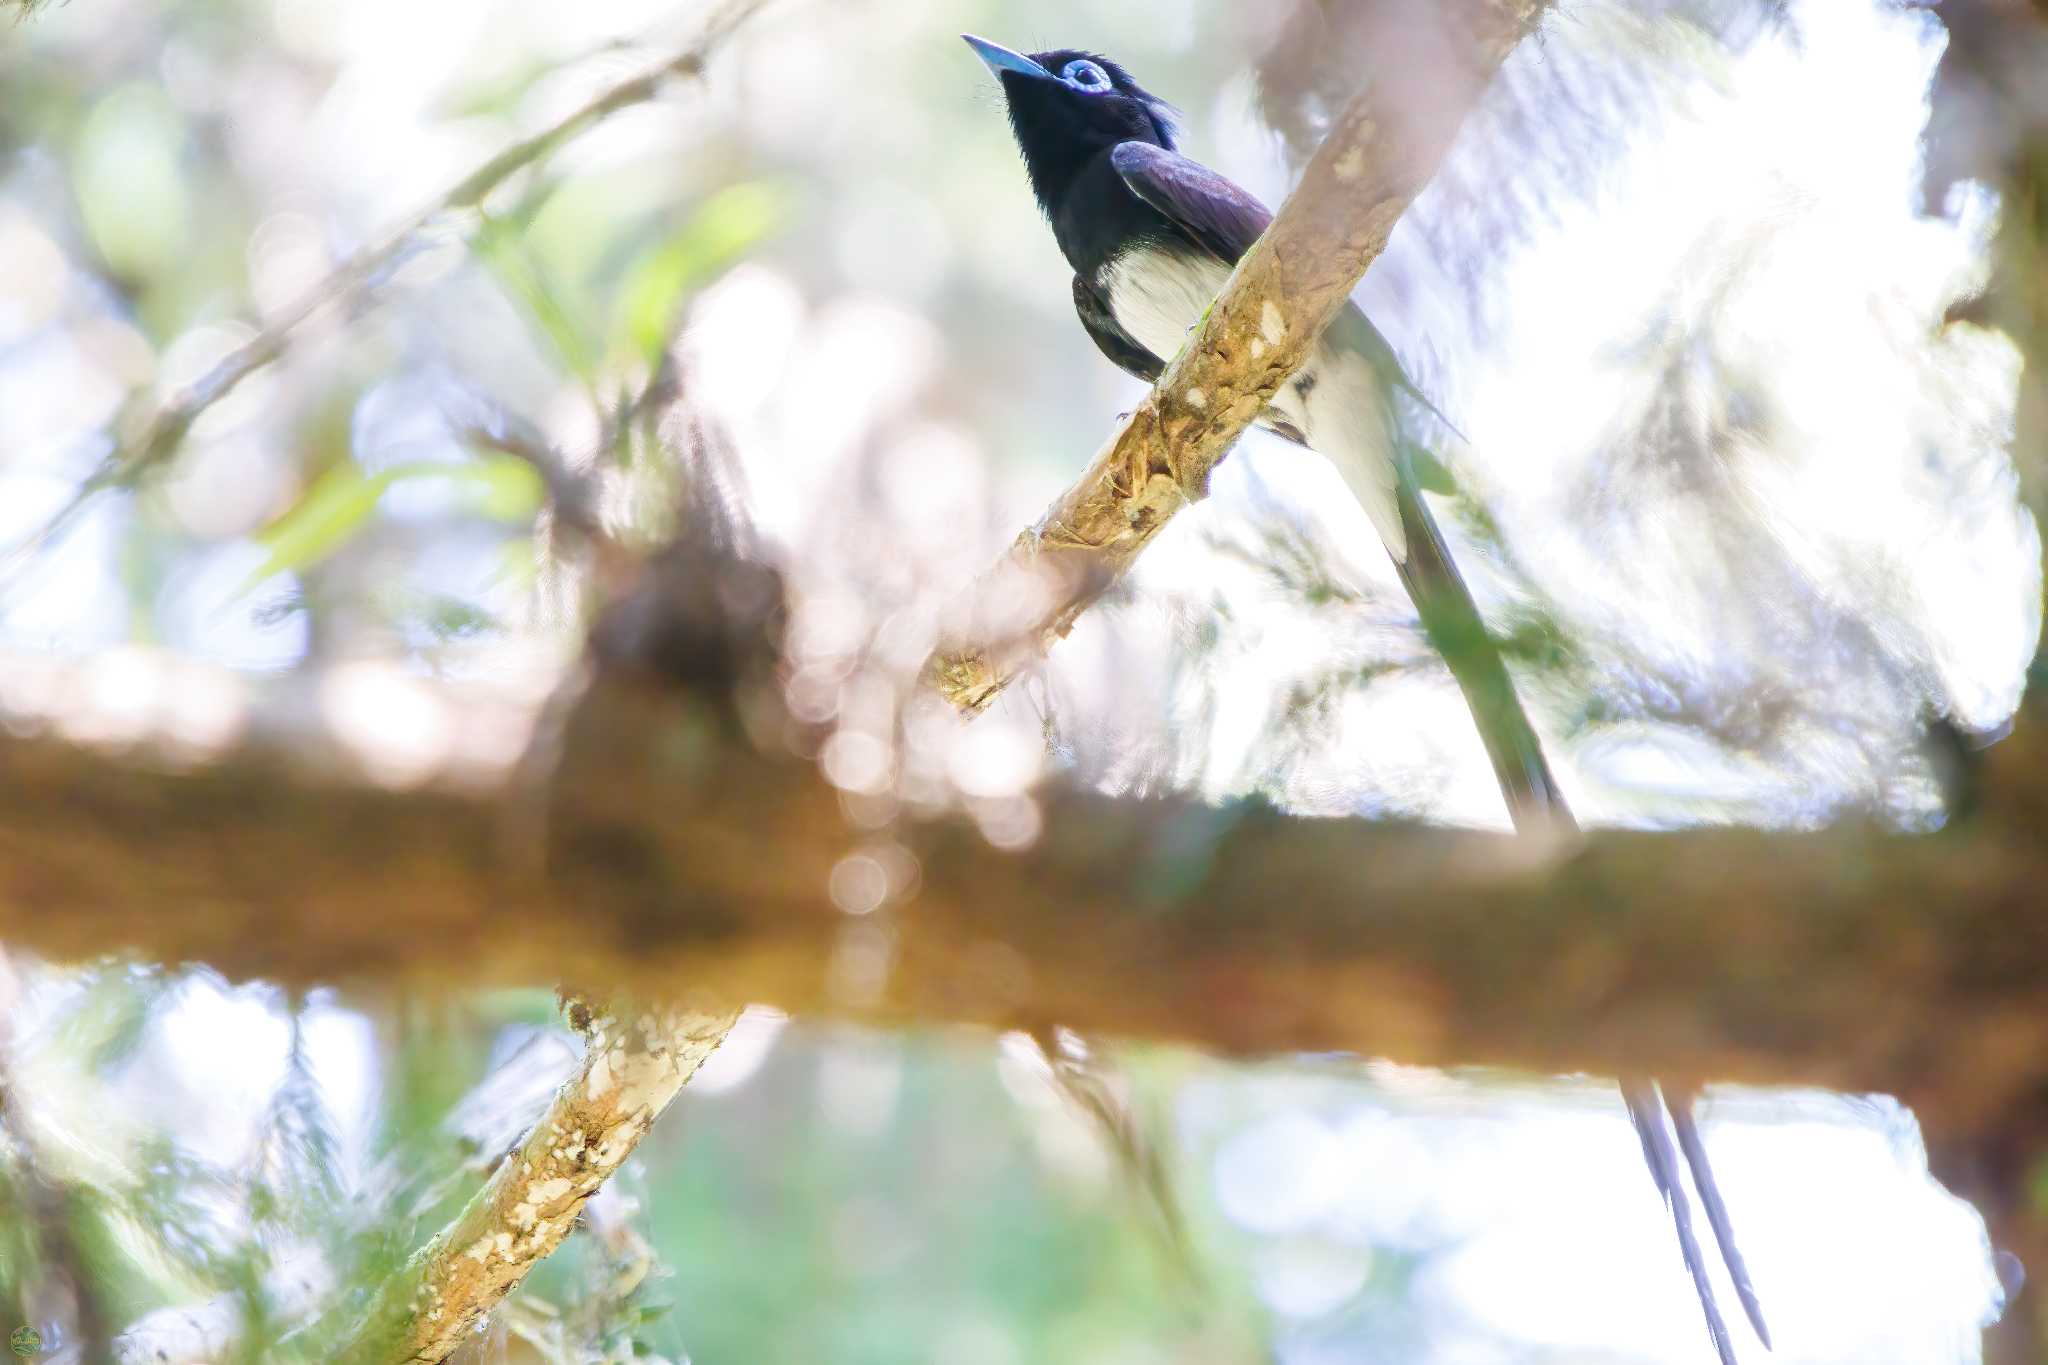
[
  {"left": 338, "top": 1007, "right": 739, "bottom": 1364},
  {"left": 4, "top": 652, "right": 2048, "bottom": 1153},
  {"left": 926, "top": 0, "right": 1547, "bottom": 713}
]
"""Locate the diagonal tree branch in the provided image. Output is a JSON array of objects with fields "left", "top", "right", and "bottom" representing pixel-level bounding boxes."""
[
  {"left": 925, "top": 0, "right": 1546, "bottom": 713},
  {"left": 335, "top": 1006, "right": 738, "bottom": 1365}
]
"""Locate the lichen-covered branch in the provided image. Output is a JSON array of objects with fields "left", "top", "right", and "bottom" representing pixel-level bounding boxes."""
[
  {"left": 925, "top": 0, "right": 1547, "bottom": 712},
  {"left": 337, "top": 1007, "right": 738, "bottom": 1365}
]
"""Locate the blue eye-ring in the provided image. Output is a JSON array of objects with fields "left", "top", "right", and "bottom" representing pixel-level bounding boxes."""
[{"left": 1062, "top": 59, "right": 1110, "bottom": 91}]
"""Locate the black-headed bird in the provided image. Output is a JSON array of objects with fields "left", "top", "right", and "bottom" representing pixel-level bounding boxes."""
[
  {"left": 961, "top": 33, "right": 1562, "bottom": 827},
  {"left": 965, "top": 35, "right": 1771, "bottom": 1365}
]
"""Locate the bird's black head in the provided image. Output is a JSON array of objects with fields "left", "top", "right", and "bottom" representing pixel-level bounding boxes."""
[{"left": 963, "top": 36, "right": 1179, "bottom": 217}]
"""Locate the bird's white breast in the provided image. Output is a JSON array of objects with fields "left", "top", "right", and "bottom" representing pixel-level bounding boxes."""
[
  {"left": 1104, "top": 245, "right": 1407, "bottom": 560},
  {"left": 1103, "top": 246, "right": 1234, "bottom": 365}
]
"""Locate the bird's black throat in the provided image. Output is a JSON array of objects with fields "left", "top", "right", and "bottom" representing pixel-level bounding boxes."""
[{"left": 986, "top": 48, "right": 1182, "bottom": 277}]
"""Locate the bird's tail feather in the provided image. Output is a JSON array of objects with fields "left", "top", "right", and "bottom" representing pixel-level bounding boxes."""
[
  {"left": 1625, "top": 1080, "right": 1750, "bottom": 1365},
  {"left": 1389, "top": 471, "right": 1570, "bottom": 836},
  {"left": 1377, "top": 454, "right": 1768, "bottom": 1359},
  {"left": 1670, "top": 1084, "right": 1774, "bottom": 1348}
]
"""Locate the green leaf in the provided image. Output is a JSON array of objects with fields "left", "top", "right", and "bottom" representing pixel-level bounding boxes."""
[
  {"left": 617, "top": 181, "right": 786, "bottom": 363},
  {"left": 477, "top": 214, "right": 601, "bottom": 383},
  {"left": 245, "top": 458, "right": 543, "bottom": 591},
  {"left": 245, "top": 461, "right": 393, "bottom": 589},
  {"left": 464, "top": 452, "right": 546, "bottom": 523}
]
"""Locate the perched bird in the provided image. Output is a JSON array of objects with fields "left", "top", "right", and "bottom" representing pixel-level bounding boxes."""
[
  {"left": 965, "top": 35, "right": 1771, "bottom": 1365},
  {"left": 960, "top": 33, "right": 1560, "bottom": 826}
]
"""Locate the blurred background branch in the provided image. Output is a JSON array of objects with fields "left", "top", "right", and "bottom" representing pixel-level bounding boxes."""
[
  {"left": 1, "top": 0, "right": 772, "bottom": 580},
  {"left": 2, "top": 624, "right": 2048, "bottom": 1151}
]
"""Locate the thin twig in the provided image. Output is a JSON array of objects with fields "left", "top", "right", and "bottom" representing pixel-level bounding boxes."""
[{"left": 4, "top": 0, "right": 772, "bottom": 581}]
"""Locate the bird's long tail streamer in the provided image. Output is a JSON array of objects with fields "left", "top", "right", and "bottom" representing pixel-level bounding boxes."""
[
  {"left": 1625, "top": 1079, "right": 1741, "bottom": 1365},
  {"left": 1671, "top": 1083, "right": 1774, "bottom": 1347},
  {"left": 1390, "top": 469, "right": 1569, "bottom": 834},
  {"left": 1386, "top": 464, "right": 1766, "bottom": 1360}
]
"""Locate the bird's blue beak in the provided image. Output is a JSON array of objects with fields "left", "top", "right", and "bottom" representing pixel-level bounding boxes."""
[{"left": 962, "top": 35, "right": 1053, "bottom": 81}]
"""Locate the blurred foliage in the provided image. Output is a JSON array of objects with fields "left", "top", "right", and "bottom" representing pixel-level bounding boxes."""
[
  {"left": 249, "top": 456, "right": 543, "bottom": 590},
  {"left": 0, "top": 970, "right": 1283, "bottom": 1363},
  {"left": 0, "top": 965, "right": 2008, "bottom": 1364},
  {"left": 612, "top": 183, "right": 787, "bottom": 367},
  {"left": 0, "top": 0, "right": 2041, "bottom": 1360}
]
